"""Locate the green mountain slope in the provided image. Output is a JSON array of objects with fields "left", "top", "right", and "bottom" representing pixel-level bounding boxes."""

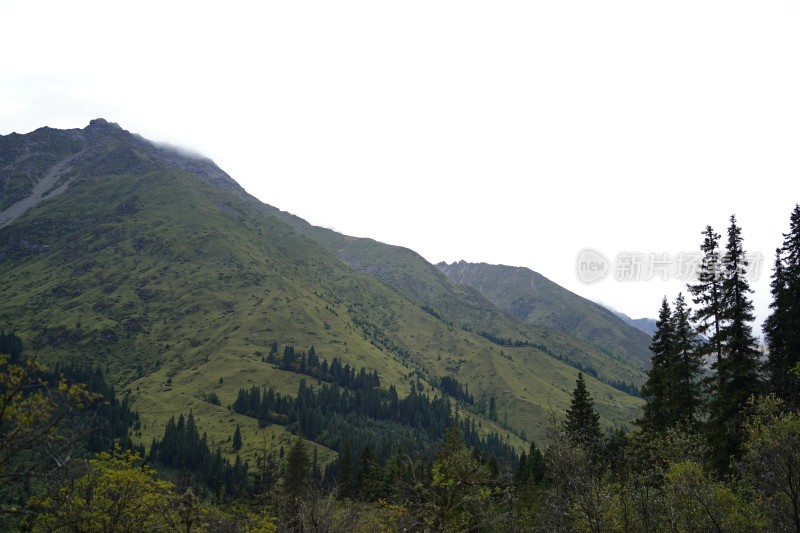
[
  {"left": 0, "top": 120, "right": 643, "bottom": 454},
  {"left": 260, "top": 208, "right": 525, "bottom": 338},
  {"left": 265, "top": 207, "right": 648, "bottom": 383},
  {"left": 438, "top": 260, "right": 654, "bottom": 367}
]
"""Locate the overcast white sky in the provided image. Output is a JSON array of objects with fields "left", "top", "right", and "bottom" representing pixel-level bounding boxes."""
[{"left": 2, "top": 0, "right": 799, "bottom": 332}]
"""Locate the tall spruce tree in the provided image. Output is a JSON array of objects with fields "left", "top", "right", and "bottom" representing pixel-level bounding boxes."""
[
  {"left": 232, "top": 424, "right": 242, "bottom": 451},
  {"left": 337, "top": 439, "right": 355, "bottom": 499},
  {"left": 638, "top": 297, "right": 675, "bottom": 433},
  {"left": 565, "top": 372, "right": 603, "bottom": 449},
  {"left": 710, "top": 215, "right": 762, "bottom": 467},
  {"left": 285, "top": 436, "right": 310, "bottom": 500},
  {"left": 671, "top": 292, "right": 702, "bottom": 427},
  {"left": 688, "top": 225, "right": 725, "bottom": 375},
  {"left": 639, "top": 293, "right": 703, "bottom": 433},
  {"left": 764, "top": 204, "right": 800, "bottom": 406},
  {"left": 357, "top": 445, "right": 380, "bottom": 501}
]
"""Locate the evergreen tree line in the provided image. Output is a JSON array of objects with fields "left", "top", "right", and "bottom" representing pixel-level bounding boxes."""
[
  {"left": 506, "top": 370, "right": 800, "bottom": 532},
  {"left": 473, "top": 329, "right": 534, "bottom": 347},
  {"left": 474, "top": 390, "right": 497, "bottom": 420},
  {"left": 249, "top": 369, "right": 800, "bottom": 532},
  {"left": 763, "top": 205, "right": 800, "bottom": 407},
  {"left": 606, "top": 378, "right": 640, "bottom": 397},
  {"left": 319, "top": 410, "right": 516, "bottom": 501},
  {"left": 639, "top": 208, "right": 800, "bottom": 470},
  {"left": 436, "top": 375, "right": 475, "bottom": 405},
  {"left": 0, "top": 343, "right": 143, "bottom": 521},
  {"left": 241, "top": 421, "right": 538, "bottom": 531},
  {"left": 7, "top": 353, "right": 797, "bottom": 531},
  {"left": 350, "top": 314, "right": 411, "bottom": 360},
  {"left": 557, "top": 356, "right": 599, "bottom": 379},
  {"left": 268, "top": 344, "right": 479, "bottom": 410},
  {"left": 1, "top": 348, "right": 140, "bottom": 457},
  {"left": 232, "top": 378, "right": 518, "bottom": 469},
  {"left": 48, "top": 363, "right": 140, "bottom": 453},
  {"left": 420, "top": 304, "right": 454, "bottom": 327},
  {"left": 148, "top": 411, "right": 250, "bottom": 500},
  {"left": 265, "top": 343, "right": 381, "bottom": 390}
]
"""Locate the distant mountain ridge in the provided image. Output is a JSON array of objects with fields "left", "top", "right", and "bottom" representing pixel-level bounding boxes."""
[
  {"left": 607, "top": 309, "right": 658, "bottom": 337},
  {"left": 437, "top": 261, "right": 653, "bottom": 367}
]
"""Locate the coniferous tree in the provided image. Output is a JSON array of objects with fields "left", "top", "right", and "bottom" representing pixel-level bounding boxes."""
[
  {"left": 285, "top": 436, "right": 310, "bottom": 500},
  {"left": 516, "top": 440, "right": 545, "bottom": 487},
  {"left": 232, "top": 424, "right": 242, "bottom": 451},
  {"left": 688, "top": 225, "right": 724, "bottom": 375},
  {"left": 516, "top": 450, "right": 528, "bottom": 485},
  {"left": 671, "top": 292, "right": 702, "bottom": 427},
  {"left": 254, "top": 451, "right": 280, "bottom": 497},
  {"left": 337, "top": 439, "right": 355, "bottom": 498},
  {"left": 564, "top": 372, "right": 603, "bottom": 449},
  {"left": 638, "top": 297, "right": 675, "bottom": 433},
  {"left": 477, "top": 392, "right": 487, "bottom": 415},
  {"left": 358, "top": 445, "right": 380, "bottom": 501},
  {"left": 710, "top": 215, "right": 762, "bottom": 465},
  {"left": 764, "top": 204, "right": 800, "bottom": 406},
  {"left": 528, "top": 441, "right": 545, "bottom": 484}
]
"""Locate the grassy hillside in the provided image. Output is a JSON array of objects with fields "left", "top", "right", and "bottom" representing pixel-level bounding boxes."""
[
  {"left": 438, "top": 260, "right": 654, "bottom": 367},
  {"left": 0, "top": 120, "right": 643, "bottom": 455},
  {"left": 265, "top": 207, "right": 648, "bottom": 392}
]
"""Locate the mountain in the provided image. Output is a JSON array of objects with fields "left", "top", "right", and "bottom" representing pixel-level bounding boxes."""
[
  {"left": 0, "top": 120, "right": 645, "bottom": 458},
  {"left": 437, "top": 261, "right": 654, "bottom": 367},
  {"left": 608, "top": 309, "right": 658, "bottom": 337},
  {"left": 0, "top": 119, "right": 242, "bottom": 228},
  {"left": 259, "top": 208, "right": 649, "bottom": 370}
]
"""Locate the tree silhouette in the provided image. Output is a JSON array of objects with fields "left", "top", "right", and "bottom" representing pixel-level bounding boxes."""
[
  {"left": 232, "top": 424, "right": 242, "bottom": 451},
  {"left": 565, "top": 372, "right": 602, "bottom": 449}
]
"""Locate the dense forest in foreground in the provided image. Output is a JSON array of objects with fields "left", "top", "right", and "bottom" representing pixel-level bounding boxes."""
[{"left": 1, "top": 205, "right": 800, "bottom": 532}]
